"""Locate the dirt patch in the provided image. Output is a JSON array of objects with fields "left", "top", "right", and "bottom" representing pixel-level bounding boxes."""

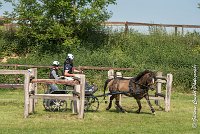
[{"left": 0, "top": 55, "right": 19, "bottom": 63}]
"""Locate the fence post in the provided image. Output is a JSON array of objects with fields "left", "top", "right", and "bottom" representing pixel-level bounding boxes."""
[
  {"left": 175, "top": 27, "right": 178, "bottom": 35},
  {"left": 165, "top": 73, "right": 173, "bottom": 112},
  {"left": 125, "top": 21, "right": 129, "bottom": 34},
  {"left": 24, "top": 71, "right": 30, "bottom": 118},
  {"left": 28, "top": 68, "right": 37, "bottom": 114},
  {"left": 78, "top": 74, "right": 85, "bottom": 119},
  {"left": 155, "top": 72, "right": 162, "bottom": 105},
  {"left": 108, "top": 69, "right": 114, "bottom": 79},
  {"left": 73, "top": 84, "right": 80, "bottom": 114}
]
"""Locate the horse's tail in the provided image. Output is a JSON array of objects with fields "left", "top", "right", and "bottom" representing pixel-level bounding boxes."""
[{"left": 103, "top": 78, "right": 113, "bottom": 100}]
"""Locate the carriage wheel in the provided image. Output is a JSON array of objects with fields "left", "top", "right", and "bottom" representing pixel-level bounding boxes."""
[
  {"left": 48, "top": 99, "right": 67, "bottom": 112},
  {"left": 85, "top": 96, "right": 99, "bottom": 112}
]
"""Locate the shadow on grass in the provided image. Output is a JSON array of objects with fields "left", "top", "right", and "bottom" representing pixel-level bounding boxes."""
[{"left": 106, "top": 108, "right": 154, "bottom": 115}]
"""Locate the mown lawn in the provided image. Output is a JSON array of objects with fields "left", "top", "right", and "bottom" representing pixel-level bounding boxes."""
[{"left": 0, "top": 88, "right": 199, "bottom": 134}]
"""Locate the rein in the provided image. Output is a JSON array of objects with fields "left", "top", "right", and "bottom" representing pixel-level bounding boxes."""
[{"left": 128, "top": 77, "right": 154, "bottom": 95}]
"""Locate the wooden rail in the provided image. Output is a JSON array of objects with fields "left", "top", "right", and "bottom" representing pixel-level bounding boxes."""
[
  {"left": 1, "top": 17, "right": 200, "bottom": 33},
  {"left": 103, "top": 21, "right": 200, "bottom": 28},
  {"left": 104, "top": 21, "right": 200, "bottom": 34},
  {"left": 0, "top": 64, "right": 133, "bottom": 71},
  {"left": 0, "top": 84, "right": 23, "bottom": 88},
  {"left": 30, "top": 94, "right": 77, "bottom": 100},
  {"left": 31, "top": 79, "right": 79, "bottom": 85}
]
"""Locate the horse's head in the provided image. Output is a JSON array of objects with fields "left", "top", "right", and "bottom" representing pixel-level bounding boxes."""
[{"left": 135, "top": 70, "right": 156, "bottom": 91}]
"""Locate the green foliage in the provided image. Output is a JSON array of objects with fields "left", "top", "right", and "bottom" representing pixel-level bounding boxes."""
[
  {"left": 0, "top": 29, "right": 19, "bottom": 55},
  {"left": 107, "top": 31, "right": 200, "bottom": 91},
  {"left": 3, "top": 0, "right": 116, "bottom": 54},
  {"left": 1, "top": 25, "right": 200, "bottom": 91}
]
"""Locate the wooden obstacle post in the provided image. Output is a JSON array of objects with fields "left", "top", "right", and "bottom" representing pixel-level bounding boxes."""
[
  {"left": 78, "top": 74, "right": 85, "bottom": 119},
  {"left": 154, "top": 72, "right": 173, "bottom": 112},
  {"left": 73, "top": 84, "right": 80, "bottom": 114},
  {"left": 72, "top": 74, "right": 85, "bottom": 118},
  {"left": 155, "top": 72, "right": 163, "bottom": 106},
  {"left": 108, "top": 69, "right": 114, "bottom": 79},
  {"left": 27, "top": 68, "right": 37, "bottom": 114},
  {"left": 24, "top": 71, "right": 30, "bottom": 118},
  {"left": 165, "top": 74, "right": 173, "bottom": 112}
]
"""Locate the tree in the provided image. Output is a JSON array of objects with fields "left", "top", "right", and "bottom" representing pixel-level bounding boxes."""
[{"left": 4, "top": 0, "right": 116, "bottom": 54}]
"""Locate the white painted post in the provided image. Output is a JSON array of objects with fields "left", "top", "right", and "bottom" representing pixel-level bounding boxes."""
[
  {"left": 24, "top": 71, "right": 30, "bottom": 118},
  {"left": 73, "top": 84, "right": 80, "bottom": 114},
  {"left": 28, "top": 68, "right": 37, "bottom": 113},
  {"left": 107, "top": 70, "right": 114, "bottom": 107},
  {"left": 165, "top": 74, "right": 173, "bottom": 112},
  {"left": 108, "top": 69, "right": 114, "bottom": 79},
  {"left": 155, "top": 72, "right": 162, "bottom": 105},
  {"left": 32, "top": 68, "right": 37, "bottom": 103},
  {"left": 78, "top": 74, "right": 85, "bottom": 119}
]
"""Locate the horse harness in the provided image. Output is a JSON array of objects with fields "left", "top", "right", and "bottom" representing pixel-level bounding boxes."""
[
  {"left": 128, "top": 77, "right": 150, "bottom": 96},
  {"left": 111, "top": 77, "right": 150, "bottom": 96}
]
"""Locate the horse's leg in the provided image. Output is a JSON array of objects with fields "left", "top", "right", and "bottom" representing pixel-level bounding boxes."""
[
  {"left": 106, "top": 95, "right": 114, "bottom": 110},
  {"left": 115, "top": 95, "right": 126, "bottom": 113},
  {"left": 136, "top": 99, "right": 142, "bottom": 113},
  {"left": 144, "top": 94, "right": 155, "bottom": 114}
]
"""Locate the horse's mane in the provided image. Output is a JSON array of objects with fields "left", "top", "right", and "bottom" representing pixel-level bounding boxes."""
[{"left": 134, "top": 70, "right": 155, "bottom": 81}]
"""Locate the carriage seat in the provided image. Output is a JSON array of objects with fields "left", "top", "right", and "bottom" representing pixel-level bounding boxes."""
[{"left": 85, "top": 83, "right": 98, "bottom": 95}]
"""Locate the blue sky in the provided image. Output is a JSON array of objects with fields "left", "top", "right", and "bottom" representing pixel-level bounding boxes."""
[
  {"left": 1, "top": 0, "right": 200, "bottom": 25},
  {"left": 107, "top": 0, "right": 200, "bottom": 25}
]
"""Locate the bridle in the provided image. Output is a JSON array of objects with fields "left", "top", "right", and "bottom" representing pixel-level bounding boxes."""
[{"left": 129, "top": 73, "right": 156, "bottom": 94}]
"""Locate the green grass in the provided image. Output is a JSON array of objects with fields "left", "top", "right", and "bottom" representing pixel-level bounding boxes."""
[{"left": 0, "top": 89, "right": 199, "bottom": 134}]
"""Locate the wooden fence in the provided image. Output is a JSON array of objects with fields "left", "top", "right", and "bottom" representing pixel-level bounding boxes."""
[
  {"left": 0, "top": 68, "right": 86, "bottom": 119},
  {"left": 1, "top": 16, "right": 200, "bottom": 34},
  {"left": 0, "top": 64, "right": 133, "bottom": 71},
  {"left": 103, "top": 21, "right": 200, "bottom": 34}
]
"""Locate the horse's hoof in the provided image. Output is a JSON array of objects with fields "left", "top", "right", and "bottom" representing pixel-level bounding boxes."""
[
  {"left": 152, "top": 112, "right": 156, "bottom": 115},
  {"left": 115, "top": 106, "right": 120, "bottom": 111},
  {"left": 136, "top": 110, "right": 140, "bottom": 114},
  {"left": 121, "top": 110, "right": 126, "bottom": 113}
]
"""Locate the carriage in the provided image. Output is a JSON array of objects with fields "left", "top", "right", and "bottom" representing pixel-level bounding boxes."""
[{"left": 43, "top": 82, "right": 99, "bottom": 112}]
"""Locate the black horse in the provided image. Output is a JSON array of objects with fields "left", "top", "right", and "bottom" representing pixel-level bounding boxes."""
[{"left": 104, "top": 70, "right": 157, "bottom": 114}]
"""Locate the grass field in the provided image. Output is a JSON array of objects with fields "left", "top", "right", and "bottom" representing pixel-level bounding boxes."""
[{"left": 0, "top": 88, "right": 199, "bottom": 134}]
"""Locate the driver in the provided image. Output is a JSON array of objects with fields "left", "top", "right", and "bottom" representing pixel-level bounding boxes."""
[{"left": 63, "top": 53, "right": 81, "bottom": 80}]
